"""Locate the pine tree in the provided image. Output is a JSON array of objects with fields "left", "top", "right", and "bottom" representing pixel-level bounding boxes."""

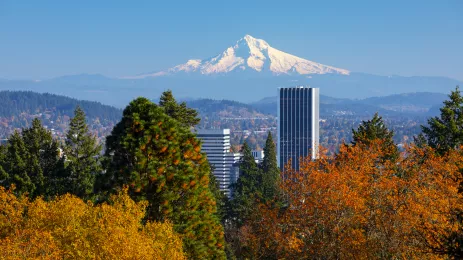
[
  {"left": 0, "top": 119, "right": 64, "bottom": 198},
  {"left": 96, "top": 97, "right": 225, "bottom": 259},
  {"left": 351, "top": 112, "right": 398, "bottom": 161},
  {"left": 422, "top": 86, "right": 463, "bottom": 154},
  {"left": 158, "top": 90, "right": 200, "bottom": 128},
  {"left": 21, "top": 118, "right": 65, "bottom": 198},
  {"left": 231, "top": 142, "right": 262, "bottom": 226},
  {"left": 209, "top": 171, "right": 229, "bottom": 224},
  {"left": 260, "top": 132, "right": 280, "bottom": 201},
  {"left": 0, "top": 145, "right": 7, "bottom": 182},
  {"left": 1, "top": 131, "right": 33, "bottom": 196},
  {"left": 63, "top": 106, "right": 102, "bottom": 200}
]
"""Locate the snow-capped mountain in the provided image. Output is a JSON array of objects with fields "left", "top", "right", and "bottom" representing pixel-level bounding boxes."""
[{"left": 130, "top": 35, "right": 349, "bottom": 78}]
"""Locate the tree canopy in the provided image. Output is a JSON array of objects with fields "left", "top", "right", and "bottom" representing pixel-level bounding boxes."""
[
  {"left": 350, "top": 112, "right": 398, "bottom": 161},
  {"left": 0, "top": 119, "right": 65, "bottom": 198},
  {"left": 0, "top": 187, "right": 185, "bottom": 259},
  {"left": 260, "top": 132, "right": 280, "bottom": 201},
  {"left": 62, "top": 106, "right": 102, "bottom": 200},
  {"left": 158, "top": 90, "right": 200, "bottom": 128},
  {"left": 422, "top": 86, "right": 463, "bottom": 154},
  {"left": 96, "top": 97, "right": 225, "bottom": 259}
]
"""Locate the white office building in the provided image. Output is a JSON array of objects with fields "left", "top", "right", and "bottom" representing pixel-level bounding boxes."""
[
  {"left": 252, "top": 150, "right": 265, "bottom": 163},
  {"left": 196, "top": 129, "right": 241, "bottom": 197}
]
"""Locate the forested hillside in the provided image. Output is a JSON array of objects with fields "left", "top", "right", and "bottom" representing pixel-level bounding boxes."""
[
  {"left": 0, "top": 91, "right": 122, "bottom": 142},
  {"left": 0, "top": 91, "right": 121, "bottom": 120}
]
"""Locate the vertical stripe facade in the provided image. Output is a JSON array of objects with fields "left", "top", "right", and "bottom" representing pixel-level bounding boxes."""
[{"left": 277, "top": 87, "right": 319, "bottom": 170}]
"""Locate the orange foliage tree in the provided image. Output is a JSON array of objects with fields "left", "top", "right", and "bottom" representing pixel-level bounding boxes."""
[
  {"left": 240, "top": 141, "right": 463, "bottom": 259},
  {"left": 0, "top": 187, "right": 185, "bottom": 260}
]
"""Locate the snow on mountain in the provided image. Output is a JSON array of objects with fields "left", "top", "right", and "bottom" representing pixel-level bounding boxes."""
[{"left": 128, "top": 35, "right": 349, "bottom": 78}]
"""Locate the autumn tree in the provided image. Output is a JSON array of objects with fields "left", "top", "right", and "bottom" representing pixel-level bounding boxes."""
[
  {"left": 0, "top": 187, "right": 185, "bottom": 259},
  {"left": 96, "top": 97, "right": 225, "bottom": 259},
  {"left": 239, "top": 141, "right": 463, "bottom": 259},
  {"left": 422, "top": 86, "right": 463, "bottom": 154},
  {"left": 158, "top": 90, "right": 200, "bottom": 128},
  {"left": 63, "top": 106, "right": 102, "bottom": 200}
]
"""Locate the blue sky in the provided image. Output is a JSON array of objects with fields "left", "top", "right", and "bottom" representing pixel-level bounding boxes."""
[{"left": 0, "top": 0, "right": 462, "bottom": 80}]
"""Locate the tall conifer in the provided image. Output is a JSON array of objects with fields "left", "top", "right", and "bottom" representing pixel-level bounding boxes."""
[
  {"left": 422, "top": 86, "right": 463, "bottom": 154},
  {"left": 260, "top": 132, "right": 280, "bottom": 201},
  {"left": 63, "top": 106, "right": 102, "bottom": 200},
  {"left": 231, "top": 142, "right": 262, "bottom": 225},
  {"left": 97, "top": 98, "right": 225, "bottom": 259},
  {"left": 350, "top": 112, "right": 398, "bottom": 161},
  {"left": 0, "top": 119, "right": 64, "bottom": 198},
  {"left": 1, "top": 131, "right": 33, "bottom": 195},
  {"left": 158, "top": 90, "right": 200, "bottom": 128}
]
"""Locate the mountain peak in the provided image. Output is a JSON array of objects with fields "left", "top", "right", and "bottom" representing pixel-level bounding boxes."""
[
  {"left": 130, "top": 35, "right": 350, "bottom": 78},
  {"left": 241, "top": 34, "right": 269, "bottom": 47}
]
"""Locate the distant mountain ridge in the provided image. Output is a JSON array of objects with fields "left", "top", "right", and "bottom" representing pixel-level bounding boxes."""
[
  {"left": 251, "top": 92, "right": 448, "bottom": 116},
  {"left": 130, "top": 35, "right": 349, "bottom": 79},
  {"left": 0, "top": 35, "right": 461, "bottom": 106}
]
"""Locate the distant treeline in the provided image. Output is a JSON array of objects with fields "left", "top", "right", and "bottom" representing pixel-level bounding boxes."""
[
  {"left": 0, "top": 91, "right": 122, "bottom": 121},
  {"left": 186, "top": 98, "right": 259, "bottom": 114}
]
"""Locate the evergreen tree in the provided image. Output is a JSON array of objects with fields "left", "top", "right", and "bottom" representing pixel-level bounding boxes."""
[
  {"left": 209, "top": 171, "right": 229, "bottom": 224},
  {"left": 422, "top": 86, "right": 463, "bottom": 154},
  {"left": 21, "top": 118, "right": 65, "bottom": 197},
  {"left": 158, "top": 90, "right": 200, "bottom": 128},
  {"left": 231, "top": 142, "right": 262, "bottom": 226},
  {"left": 413, "top": 133, "right": 428, "bottom": 148},
  {"left": 260, "top": 132, "right": 280, "bottom": 201},
  {"left": 351, "top": 112, "right": 398, "bottom": 161},
  {"left": 0, "top": 119, "right": 64, "bottom": 198},
  {"left": 96, "top": 98, "right": 225, "bottom": 259},
  {"left": 63, "top": 106, "right": 102, "bottom": 200},
  {"left": 1, "top": 131, "right": 33, "bottom": 195},
  {"left": 421, "top": 87, "right": 463, "bottom": 257},
  {"left": 0, "top": 145, "right": 7, "bottom": 182}
]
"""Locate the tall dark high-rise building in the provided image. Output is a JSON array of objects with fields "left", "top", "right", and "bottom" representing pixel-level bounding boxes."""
[{"left": 277, "top": 87, "right": 319, "bottom": 170}]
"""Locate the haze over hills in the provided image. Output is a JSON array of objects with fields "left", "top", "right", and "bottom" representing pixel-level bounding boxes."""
[
  {"left": 250, "top": 92, "right": 448, "bottom": 117},
  {"left": 0, "top": 35, "right": 461, "bottom": 107}
]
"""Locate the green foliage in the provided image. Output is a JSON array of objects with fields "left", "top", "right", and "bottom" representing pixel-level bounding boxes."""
[
  {"left": 260, "top": 132, "right": 280, "bottom": 201},
  {"left": 158, "top": 90, "right": 200, "bottom": 128},
  {"left": 0, "top": 119, "right": 65, "bottom": 198},
  {"left": 351, "top": 112, "right": 398, "bottom": 161},
  {"left": 63, "top": 106, "right": 102, "bottom": 200},
  {"left": 231, "top": 142, "right": 262, "bottom": 226},
  {"left": 352, "top": 112, "right": 394, "bottom": 145},
  {"left": 208, "top": 172, "right": 229, "bottom": 224},
  {"left": 97, "top": 97, "right": 225, "bottom": 259},
  {"left": 422, "top": 86, "right": 463, "bottom": 154}
]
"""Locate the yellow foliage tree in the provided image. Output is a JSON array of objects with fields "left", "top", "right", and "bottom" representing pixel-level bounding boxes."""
[{"left": 0, "top": 187, "right": 185, "bottom": 260}]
